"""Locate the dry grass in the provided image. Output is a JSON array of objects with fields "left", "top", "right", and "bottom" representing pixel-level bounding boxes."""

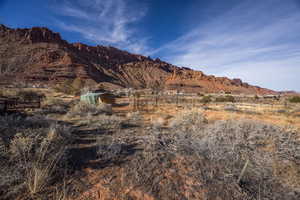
[
  {"left": 113, "top": 124, "right": 250, "bottom": 200},
  {"left": 40, "top": 97, "right": 70, "bottom": 115},
  {"left": 97, "top": 136, "right": 124, "bottom": 160},
  {"left": 79, "top": 114, "right": 124, "bottom": 130},
  {"left": 74, "top": 97, "right": 300, "bottom": 199},
  {"left": 203, "top": 109, "right": 300, "bottom": 130},
  {"left": 0, "top": 114, "right": 72, "bottom": 199},
  {"left": 109, "top": 109, "right": 299, "bottom": 199},
  {"left": 169, "top": 109, "right": 208, "bottom": 133},
  {"left": 66, "top": 101, "right": 112, "bottom": 118},
  {"left": 0, "top": 88, "right": 46, "bottom": 99},
  {"left": 16, "top": 90, "right": 45, "bottom": 101},
  {"left": 200, "top": 119, "right": 300, "bottom": 197},
  {"left": 2, "top": 93, "right": 300, "bottom": 199},
  {"left": 150, "top": 116, "right": 166, "bottom": 129}
]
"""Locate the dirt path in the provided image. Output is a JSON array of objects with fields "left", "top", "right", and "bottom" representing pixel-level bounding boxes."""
[{"left": 63, "top": 105, "right": 144, "bottom": 199}]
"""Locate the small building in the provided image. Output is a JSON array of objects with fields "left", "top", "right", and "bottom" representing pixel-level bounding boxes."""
[{"left": 80, "top": 92, "right": 116, "bottom": 105}]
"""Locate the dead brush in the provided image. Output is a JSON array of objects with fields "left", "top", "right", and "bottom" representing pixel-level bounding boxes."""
[
  {"left": 122, "top": 117, "right": 300, "bottom": 199},
  {"left": 0, "top": 114, "right": 51, "bottom": 142},
  {"left": 224, "top": 104, "right": 238, "bottom": 112},
  {"left": 122, "top": 130, "right": 250, "bottom": 200},
  {"left": 10, "top": 125, "right": 70, "bottom": 196},
  {"left": 169, "top": 109, "right": 208, "bottom": 133},
  {"left": 66, "top": 101, "right": 112, "bottom": 118},
  {"left": 41, "top": 97, "right": 69, "bottom": 114},
  {"left": 125, "top": 111, "right": 143, "bottom": 127},
  {"left": 79, "top": 114, "right": 124, "bottom": 130},
  {"left": 151, "top": 116, "right": 165, "bottom": 129},
  {"left": 97, "top": 136, "right": 124, "bottom": 160},
  {"left": 16, "top": 90, "right": 45, "bottom": 101},
  {"left": 199, "top": 119, "right": 300, "bottom": 199},
  {"left": 0, "top": 114, "right": 72, "bottom": 199}
]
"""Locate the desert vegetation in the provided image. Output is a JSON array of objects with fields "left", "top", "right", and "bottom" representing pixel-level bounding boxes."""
[
  {"left": 1, "top": 20, "right": 299, "bottom": 199},
  {"left": 0, "top": 87, "right": 299, "bottom": 200},
  {"left": 289, "top": 96, "right": 300, "bottom": 103},
  {"left": 81, "top": 110, "right": 300, "bottom": 199},
  {"left": 215, "top": 95, "right": 235, "bottom": 102},
  {"left": 0, "top": 114, "right": 72, "bottom": 199}
]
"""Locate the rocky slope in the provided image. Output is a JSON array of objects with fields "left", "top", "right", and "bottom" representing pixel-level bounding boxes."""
[{"left": 0, "top": 24, "right": 275, "bottom": 94}]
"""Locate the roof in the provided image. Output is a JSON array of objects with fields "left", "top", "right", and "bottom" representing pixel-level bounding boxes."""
[
  {"left": 81, "top": 92, "right": 104, "bottom": 97},
  {"left": 80, "top": 92, "right": 103, "bottom": 104}
]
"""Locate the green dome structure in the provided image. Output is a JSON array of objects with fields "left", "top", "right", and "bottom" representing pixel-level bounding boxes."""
[
  {"left": 80, "top": 93, "right": 103, "bottom": 105},
  {"left": 80, "top": 92, "right": 116, "bottom": 105}
]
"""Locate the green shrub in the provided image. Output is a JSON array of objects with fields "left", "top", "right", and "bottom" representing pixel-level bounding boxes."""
[
  {"left": 215, "top": 95, "right": 235, "bottom": 102},
  {"left": 289, "top": 96, "right": 300, "bottom": 103},
  {"left": 200, "top": 95, "right": 212, "bottom": 104}
]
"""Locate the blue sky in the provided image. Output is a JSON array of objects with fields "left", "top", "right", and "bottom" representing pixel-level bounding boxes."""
[{"left": 1, "top": 0, "right": 300, "bottom": 91}]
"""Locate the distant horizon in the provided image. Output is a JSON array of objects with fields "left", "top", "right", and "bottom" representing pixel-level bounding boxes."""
[{"left": 1, "top": 0, "right": 300, "bottom": 92}]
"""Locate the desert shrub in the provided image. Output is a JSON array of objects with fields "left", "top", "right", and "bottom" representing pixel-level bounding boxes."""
[
  {"left": 71, "top": 78, "right": 85, "bottom": 95},
  {"left": 87, "top": 115, "right": 299, "bottom": 199},
  {"left": 276, "top": 109, "right": 287, "bottom": 114},
  {"left": 81, "top": 114, "right": 124, "bottom": 130},
  {"left": 215, "top": 95, "right": 235, "bottom": 102},
  {"left": 0, "top": 114, "right": 53, "bottom": 141},
  {"left": 13, "top": 125, "right": 70, "bottom": 195},
  {"left": 54, "top": 78, "right": 85, "bottom": 95},
  {"left": 67, "top": 101, "right": 112, "bottom": 118},
  {"left": 41, "top": 98, "right": 69, "bottom": 114},
  {"left": 46, "top": 105, "right": 69, "bottom": 115},
  {"left": 199, "top": 120, "right": 300, "bottom": 199},
  {"left": 54, "top": 80, "right": 73, "bottom": 95},
  {"left": 126, "top": 111, "right": 142, "bottom": 122},
  {"left": 289, "top": 96, "right": 300, "bottom": 103},
  {"left": 16, "top": 90, "right": 45, "bottom": 101},
  {"left": 122, "top": 130, "right": 250, "bottom": 200},
  {"left": 200, "top": 95, "right": 212, "bottom": 104},
  {"left": 124, "top": 111, "right": 144, "bottom": 127},
  {"left": 97, "top": 136, "right": 124, "bottom": 160},
  {"left": 151, "top": 117, "right": 165, "bottom": 129},
  {"left": 0, "top": 88, "right": 19, "bottom": 97},
  {"left": 80, "top": 86, "right": 92, "bottom": 95},
  {"left": 130, "top": 119, "right": 299, "bottom": 199},
  {"left": 224, "top": 104, "right": 238, "bottom": 111},
  {"left": 0, "top": 114, "right": 72, "bottom": 199},
  {"left": 169, "top": 110, "right": 208, "bottom": 133}
]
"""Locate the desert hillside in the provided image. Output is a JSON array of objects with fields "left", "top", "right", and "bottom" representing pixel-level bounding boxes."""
[{"left": 0, "top": 24, "right": 275, "bottom": 94}]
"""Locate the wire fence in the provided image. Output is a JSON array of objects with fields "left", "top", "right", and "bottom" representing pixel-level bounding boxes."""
[{"left": 0, "top": 97, "right": 41, "bottom": 112}]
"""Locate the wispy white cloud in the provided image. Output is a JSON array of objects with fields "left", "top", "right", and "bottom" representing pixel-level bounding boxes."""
[
  {"left": 153, "top": 0, "right": 300, "bottom": 91},
  {"left": 52, "top": 0, "right": 150, "bottom": 54}
]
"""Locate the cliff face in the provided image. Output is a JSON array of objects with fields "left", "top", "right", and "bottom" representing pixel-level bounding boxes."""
[{"left": 0, "top": 24, "right": 275, "bottom": 94}]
